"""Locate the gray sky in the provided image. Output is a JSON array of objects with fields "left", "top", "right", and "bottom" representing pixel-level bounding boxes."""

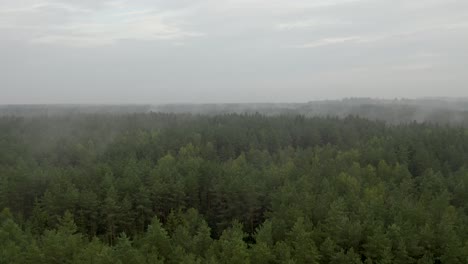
[{"left": 1, "top": 0, "right": 468, "bottom": 104}]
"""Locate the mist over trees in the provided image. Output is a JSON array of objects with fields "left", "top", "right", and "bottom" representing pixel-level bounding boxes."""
[
  {"left": 2, "top": 98, "right": 468, "bottom": 126},
  {"left": 1, "top": 103, "right": 468, "bottom": 263}
]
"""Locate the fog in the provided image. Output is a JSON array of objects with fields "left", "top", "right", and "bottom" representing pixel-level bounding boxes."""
[
  {"left": 1, "top": 0, "right": 468, "bottom": 104},
  {"left": 1, "top": 98, "right": 467, "bottom": 126}
]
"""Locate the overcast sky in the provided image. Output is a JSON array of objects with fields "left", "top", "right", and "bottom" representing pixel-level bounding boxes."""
[{"left": 1, "top": 0, "right": 468, "bottom": 104}]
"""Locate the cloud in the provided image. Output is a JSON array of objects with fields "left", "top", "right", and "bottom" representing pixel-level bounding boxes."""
[
  {"left": 276, "top": 18, "right": 350, "bottom": 30},
  {"left": 32, "top": 13, "right": 204, "bottom": 46},
  {"left": 220, "top": 0, "right": 361, "bottom": 10},
  {"left": 294, "top": 20, "right": 468, "bottom": 49},
  {"left": 295, "top": 37, "right": 362, "bottom": 48},
  {"left": 391, "top": 63, "right": 434, "bottom": 71},
  {"left": 0, "top": 1, "right": 203, "bottom": 46},
  {"left": 0, "top": 2, "right": 92, "bottom": 15},
  {"left": 2, "top": 0, "right": 468, "bottom": 104}
]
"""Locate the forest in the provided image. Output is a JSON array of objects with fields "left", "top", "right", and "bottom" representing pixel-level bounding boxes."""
[{"left": 1, "top": 110, "right": 468, "bottom": 263}]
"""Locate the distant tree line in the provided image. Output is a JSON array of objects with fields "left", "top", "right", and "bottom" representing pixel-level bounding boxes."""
[{"left": 2, "top": 99, "right": 468, "bottom": 126}]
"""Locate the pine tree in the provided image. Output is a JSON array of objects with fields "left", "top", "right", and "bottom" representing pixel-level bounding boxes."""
[
  {"left": 138, "top": 217, "right": 172, "bottom": 263},
  {"left": 0, "top": 208, "right": 29, "bottom": 264},
  {"left": 207, "top": 221, "right": 250, "bottom": 264},
  {"left": 286, "top": 217, "right": 320, "bottom": 264},
  {"left": 39, "top": 211, "right": 84, "bottom": 264}
]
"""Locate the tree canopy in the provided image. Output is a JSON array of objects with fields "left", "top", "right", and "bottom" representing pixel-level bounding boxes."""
[{"left": 1, "top": 113, "right": 467, "bottom": 263}]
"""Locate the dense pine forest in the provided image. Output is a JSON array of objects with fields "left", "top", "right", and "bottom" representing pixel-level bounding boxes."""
[{"left": 1, "top": 112, "right": 468, "bottom": 263}]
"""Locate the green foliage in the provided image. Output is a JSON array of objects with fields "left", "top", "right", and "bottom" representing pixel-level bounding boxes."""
[
  {"left": 0, "top": 113, "right": 468, "bottom": 263},
  {"left": 0, "top": 208, "right": 29, "bottom": 264},
  {"left": 207, "top": 221, "right": 250, "bottom": 264},
  {"left": 38, "top": 211, "right": 85, "bottom": 264},
  {"left": 138, "top": 217, "right": 172, "bottom": 262}
]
